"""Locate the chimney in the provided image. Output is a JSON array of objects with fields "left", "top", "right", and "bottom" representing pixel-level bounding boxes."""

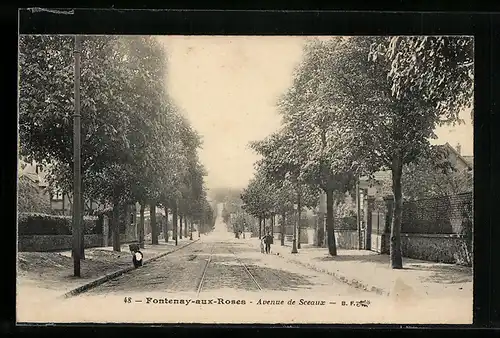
[{"left": 456, "top": 143, "right": 462, "bottom": 155}]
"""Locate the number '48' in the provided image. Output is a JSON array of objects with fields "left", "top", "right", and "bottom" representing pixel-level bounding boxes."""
[{"left": 124, "top": 297, "right": 132, "bottom": 303}]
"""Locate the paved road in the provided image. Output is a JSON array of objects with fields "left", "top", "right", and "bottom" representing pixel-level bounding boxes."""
[
  {"left": 20, "top": 207, "right": 384, "bottom": 324},
  {"left": 87, "top": 237, "right": 369, "bottom": 296},
  {"left": 20, "top": 235, "right": 470, "bottom": 324}
]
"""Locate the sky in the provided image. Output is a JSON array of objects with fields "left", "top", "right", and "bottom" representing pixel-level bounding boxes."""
[{"left": 157, "top": 36, "right": 474, "bottom": 191}]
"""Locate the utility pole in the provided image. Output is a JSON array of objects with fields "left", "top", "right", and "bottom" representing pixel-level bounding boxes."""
[
  {"left": 297, "top": 189, "right": 302, "bottom": 250},
  {"left": 291, "top": 202, "right": 298, "bottom": 254},
  {"left": 356, "top": 175, "right": 362, "bottom": 249},
  {"left": 72, "top": 35, "right": 82, "bottom": 277}
]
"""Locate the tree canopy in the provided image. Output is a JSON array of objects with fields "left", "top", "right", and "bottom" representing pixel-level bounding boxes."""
[
  {"left": 244, "top": 35, "right": 473, "bottom": 266},
  {"left": 18, "top": 34, "right": 212, "bottom": 249}
]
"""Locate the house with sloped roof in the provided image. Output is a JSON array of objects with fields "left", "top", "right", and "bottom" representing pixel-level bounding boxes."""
[
  {"left": 359, "top": 142, "right": 473, "bottom": 198},
  {"left": 18, "top": 159, "right": 49, "bottom": 189},
  {"left": 18, "top": 158, "right": 104, "bottom": 216},
  {"left": 18, "top": 159, "right": 52, "bottom": 212}
]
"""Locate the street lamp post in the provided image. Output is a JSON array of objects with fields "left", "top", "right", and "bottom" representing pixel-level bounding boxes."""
[
  {"left": 356, "top": 176, "right": 362, "bottom": 249},
  {"left": 72, "top": 35, "right": 82, "bottom": 277},
  {"left": 291, "top": 203, "right": 298, "bottom": 254}
]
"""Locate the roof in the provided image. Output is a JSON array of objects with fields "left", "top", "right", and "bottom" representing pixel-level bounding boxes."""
[
  {"left": 359, "top": 143, "right": 473, "bottom": 188},
  {"left": 18, "top": 159, "right": 48, "bottom": 188},
  {"left": 442, "top": 143, "right": 473, "bottom": 170},
  {"left": 462, "top": 155, "right": 474, "bottom": 167}
]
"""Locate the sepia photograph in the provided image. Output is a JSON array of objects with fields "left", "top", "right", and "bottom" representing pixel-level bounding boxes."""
[{"left": 16, "top": 34, "right": 474, "bottom": 324}]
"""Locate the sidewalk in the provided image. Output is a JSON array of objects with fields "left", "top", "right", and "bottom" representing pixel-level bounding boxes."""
[
  {"left": 17, "top": 238, "right": 196, "bottom": 304},
  {"left": 248, "top": 239, "right": 472, "bottom": 300}
]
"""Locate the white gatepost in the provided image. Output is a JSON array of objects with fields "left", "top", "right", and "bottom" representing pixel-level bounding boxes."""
[{"left": 103, "top": 215, "right": 109, "bottom": 247}]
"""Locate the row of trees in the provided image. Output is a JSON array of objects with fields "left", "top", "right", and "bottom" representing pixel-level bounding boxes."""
[
  {"left": 18, "top": 35, "right": 214, "bottom": 251},
  {"left": 242, "top": 36, "right": 473, "bottom": 268},
  {"left": 241, "top": 171, "right": 319, "bottom": 247}
]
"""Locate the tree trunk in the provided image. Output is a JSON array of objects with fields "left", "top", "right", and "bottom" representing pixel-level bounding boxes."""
[
  {"left": 281, "top": 212, "right": 285, "bottom": 246},
  {"left": 139, "top": 203, "right": 145, "bottom": 249},
  {"left": 179, "top": 215, "right": 183, "bottom": 239},
  {"left": 184, "top": 216, "right": 188, "bottom": 237},
  {"left": 258, "top": 217, "right": 262, "bottom": 239},
  {"left": 164, "top": 206, "right": 169, "bottom": 242},
  {"left": 150, "top": 203, "right": 158, "bottom": 245},
  {"left": 390, "top": 155, "right": 404, "bottom": 269},
  {"left": 326, "top": 189, "right": 337, "bottom": 256},
  {"left": 263, "top": 218, "right": 266, "bottom": 235},
  {"left": 271, "top": 214, "right": 275, "bottom": 237},
  {"left": 317, "top": 211, "right": 325, "bottom": 248},
  {"left": 173, "top": 202, "right": 178, "bottom": 246},
  {"left": 112, "top": 193, "right": 121, "bottom": 252},
  {"left": 119, "top": 202, "right": 127, "bottom": 246}
]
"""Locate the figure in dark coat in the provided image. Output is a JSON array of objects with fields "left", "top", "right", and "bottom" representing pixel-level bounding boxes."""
[{"left": 264, "top": 232, "right": 273, "bottom": 254}]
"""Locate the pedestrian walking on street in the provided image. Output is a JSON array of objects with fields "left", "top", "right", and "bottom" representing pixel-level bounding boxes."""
[{"left": 264, "top": 231, "right": 273, "bottom": 254}]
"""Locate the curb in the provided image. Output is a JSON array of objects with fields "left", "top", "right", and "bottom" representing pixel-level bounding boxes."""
[
  {"left": 274, "top": 248, "right": 389, "bottom": 296},
  {"left": 61, "top": 239, "right": 200, "bottom": 299}
]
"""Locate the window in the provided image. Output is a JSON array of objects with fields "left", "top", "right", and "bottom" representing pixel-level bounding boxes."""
[{"left": 130, "top": 213, "right": 134, "bottom": 225}]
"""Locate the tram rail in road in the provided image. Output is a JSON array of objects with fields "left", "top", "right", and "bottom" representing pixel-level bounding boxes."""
[
  {"left": 196, "top": 241, "right": 263, "bottom": 295},
  {"left": 226, "top": 246, "right": 263, "bottom": 291},
  {"left": 196, "top": 243, "right": 216, "bottom": 296}
]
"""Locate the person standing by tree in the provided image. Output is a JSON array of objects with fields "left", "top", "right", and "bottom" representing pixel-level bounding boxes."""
[{"left": 264, "top": 231, "right": 273, "bottom": 254}]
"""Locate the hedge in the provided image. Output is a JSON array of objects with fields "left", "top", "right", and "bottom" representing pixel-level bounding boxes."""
[
  {"left": 18, "top": 212, "right": 100, "bottom": 235},
  {"left": 336, "top": 216, "right": 358, "bottom": 230}
]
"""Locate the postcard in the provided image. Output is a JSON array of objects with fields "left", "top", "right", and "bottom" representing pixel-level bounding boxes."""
[{"left": 17, "top": 34, "right": 473, "bottom": 324}]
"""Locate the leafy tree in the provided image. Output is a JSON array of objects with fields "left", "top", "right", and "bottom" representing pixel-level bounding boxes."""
[
  {"left": 19, "top": 35, "right": 140, "bottom": 252},
  {"left": 251, "top": 41, "right": 356, "bottom": 255},
  {"left": 369, "top": 36, "right": 473, "bottom": 122},
  {"left": 229, "top": 211, "right": 253, "bottom": 238},
  {"left": 198, "top": 199, "right": 216, "bottom": 234},
  {"left": 18, "top": 35, "right": 202, "bottom": 253},
  {"left": 275, "top": 57, "right": 358, "bottom": 254},
  {"left": 295, "top": 36, "right": 472, "bottom": 268},
  {"left": 241, "top": 170, "right": 276, "bottom": 239},
  {"left": 269, "top": 179, "right": 297, "bottom": 246},
  {"left": 173, "top": 114, "right": 204, "bottom": 241},
  {"left": 250, "top": 130, "right": 311, "bottom": 248}
]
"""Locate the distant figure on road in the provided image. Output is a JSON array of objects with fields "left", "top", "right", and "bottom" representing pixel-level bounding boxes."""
[
  {"left": 264, "top": 232, "right": 273, "bottom": 254},
  {"left": 260, "top": 237, "right": 265, "bottom": 254}
]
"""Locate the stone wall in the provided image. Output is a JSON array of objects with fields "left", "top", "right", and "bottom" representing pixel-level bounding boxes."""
[
  {"left": 366, "top": 232, "right": 470, "bottom": 266},
  {"left": 363, "top": 192, "right": 473, "bottom": 266},
  {"left": 18, "top": 234, "right": 103, "bottom": 252}
]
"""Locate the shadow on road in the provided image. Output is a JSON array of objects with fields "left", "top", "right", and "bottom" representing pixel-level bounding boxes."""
[
  {"left": 405, "top": 264, "right": 473, "bottom": 284},
  {"left": 312, "top": 252, "right": 472, "bottom": 285}
]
